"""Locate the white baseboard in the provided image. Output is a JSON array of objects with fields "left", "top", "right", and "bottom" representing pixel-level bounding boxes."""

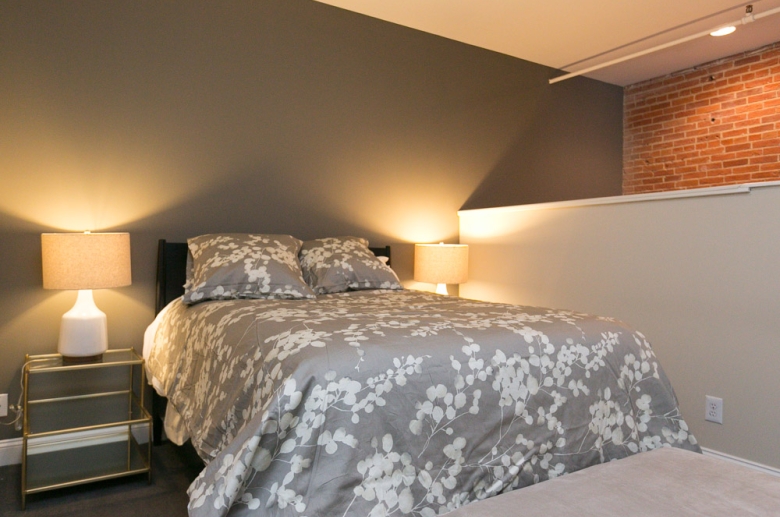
[
  {"left": 0, "top": 423, "right": 150, "bottom": 467},
  {"left": 701, "top": 447, "right": 780, "bottom": 477},
  {"left": 0, "top": 437, "right": 22, "bottom": 466}
]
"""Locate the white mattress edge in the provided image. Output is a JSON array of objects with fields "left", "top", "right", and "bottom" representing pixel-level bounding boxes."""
[{"left": 143, "top": 298, "right": 179, "bottom": 393}]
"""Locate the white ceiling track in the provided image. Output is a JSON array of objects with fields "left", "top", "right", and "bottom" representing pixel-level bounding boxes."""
[{"left": 549, "top": 4, "right": 780, "bottom": 84}]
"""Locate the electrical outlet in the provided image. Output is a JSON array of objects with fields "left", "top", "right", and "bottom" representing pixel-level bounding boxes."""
[
  {"left": 705, "top": 395, "right": 723, "bottom": 424},
  {"left": 0, "top": 393, "right": 7, "bottom": 418}
]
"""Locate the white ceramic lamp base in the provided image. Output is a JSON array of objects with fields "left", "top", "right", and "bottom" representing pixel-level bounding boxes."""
[
  {"left": 435, "top": 283, "right": 449, "bottom": 295},
  {"left": 58, "top": 290, "right": 108, "bottom": 362}
]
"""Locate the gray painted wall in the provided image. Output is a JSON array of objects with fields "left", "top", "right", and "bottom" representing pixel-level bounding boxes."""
[
  {"left": 0, "top": 0, "right": 622, "bottom": 441},
  {"left": 460, "top": 184, "right": 780, "bottom": 469}
]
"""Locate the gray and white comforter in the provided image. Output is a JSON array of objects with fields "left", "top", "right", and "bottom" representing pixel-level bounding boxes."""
[{"left": 146, "top": 290, "right": 699, "bottom": 517}]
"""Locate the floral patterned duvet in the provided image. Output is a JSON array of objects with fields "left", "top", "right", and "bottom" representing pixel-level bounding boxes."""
[{"left": 146, "top": 290, "right": 699, "bottom": 517}]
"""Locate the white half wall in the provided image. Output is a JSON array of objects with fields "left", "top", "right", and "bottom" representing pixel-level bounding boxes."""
[{"left": 459, "top": 182, "right": 780, "bottom": 469}]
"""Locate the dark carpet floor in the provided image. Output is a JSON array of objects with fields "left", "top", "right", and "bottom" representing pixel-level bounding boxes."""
[{"left": 0, "top": 442, "right": 203, "bottom": 516}]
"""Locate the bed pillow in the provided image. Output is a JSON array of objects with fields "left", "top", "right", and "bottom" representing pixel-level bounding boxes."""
[
  {"left": 299, "top": 237, "right": 403, "bottom": 294},
  {"left": 183, "top": 233, "right": 315, "bottom": 304}
]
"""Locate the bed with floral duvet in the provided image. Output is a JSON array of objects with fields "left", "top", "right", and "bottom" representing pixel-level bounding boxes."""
[{"left": 144, "top": 234, "right": 699, "bottom": 517}]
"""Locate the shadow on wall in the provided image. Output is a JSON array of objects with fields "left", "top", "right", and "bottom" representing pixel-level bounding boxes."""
[{"left": 462, "top": 76, "right": 624, "bottom": 211}]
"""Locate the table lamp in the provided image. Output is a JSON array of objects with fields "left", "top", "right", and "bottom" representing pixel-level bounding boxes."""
[
  {"left": 41, "top": 232, "right": 132, "bottom": 362},
  {"left": 414, "top": 242, "right": 468, "bottom": 295}
]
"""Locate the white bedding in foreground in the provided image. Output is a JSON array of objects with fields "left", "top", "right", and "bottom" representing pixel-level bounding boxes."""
[{"left": 445, "top": 447, "right": 780, "bottom": 517}]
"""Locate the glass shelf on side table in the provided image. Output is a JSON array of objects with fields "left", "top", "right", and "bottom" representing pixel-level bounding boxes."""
[{"left": 21, "top": 348, "right": 152, "bottom": 509}]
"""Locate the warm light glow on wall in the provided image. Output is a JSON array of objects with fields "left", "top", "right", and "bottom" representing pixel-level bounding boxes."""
[
  {"left": 324, "top": 184, "right": 466, "bottom": 243},
  {"left": 458, "top": 206, "right": 550, "bottom": 240},
  {"left": 0, "top": 120, "right": 226, "bottom": 230},
  {"left": 458, "top": 204, "right": 565, "bottom": 302},
  {"left": 0, "top": 161, "right": 206, "bottom": 231},
  {"left": 315, "top": 149, "right": 498, "bottom": 243}
]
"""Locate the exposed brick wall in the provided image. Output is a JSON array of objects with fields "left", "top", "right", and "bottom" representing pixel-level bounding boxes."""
[{"left": 623, "top": 41, "right": 780, "bottom": 194}]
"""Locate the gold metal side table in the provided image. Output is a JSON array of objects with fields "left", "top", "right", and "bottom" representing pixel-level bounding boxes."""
[{"left": 21, "top": 348, "right": 152, "bottom": 509}]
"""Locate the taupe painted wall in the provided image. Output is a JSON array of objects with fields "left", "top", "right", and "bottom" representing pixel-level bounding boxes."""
[
  {"left": 460, "top": 184, "right": 780, "bottom": 469},
  {"left": 0, "top": 1, "right": 622, "bottom": 441}
]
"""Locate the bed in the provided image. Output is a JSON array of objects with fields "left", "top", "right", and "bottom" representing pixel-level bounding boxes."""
[{"left": 144, "top": 234, "right": 700, "bottom": 517}]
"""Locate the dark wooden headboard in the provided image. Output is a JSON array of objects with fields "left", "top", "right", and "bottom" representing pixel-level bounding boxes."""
[
  {"left": 155, "top": 241, "right": 188, "bottom": 315},
  {"left": 154, "top": 239, "right": 392, "bottom": 315}
]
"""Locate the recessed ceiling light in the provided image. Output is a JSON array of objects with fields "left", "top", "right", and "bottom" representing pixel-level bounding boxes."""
[{"left": 710, "top": 26, "right": 736, "bottom": 37}]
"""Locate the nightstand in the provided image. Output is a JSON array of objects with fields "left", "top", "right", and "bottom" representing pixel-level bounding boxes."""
[{"left": 21, "top": 348, "right": 152, "bottom": 509}]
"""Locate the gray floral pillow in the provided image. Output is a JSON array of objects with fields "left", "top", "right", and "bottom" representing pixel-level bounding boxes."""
[
  {"left": 299, "top": 237, "right": 403, "bottom": 294},
  {"left": 183, "top": 234, "right": 315, "bottom": 304}
]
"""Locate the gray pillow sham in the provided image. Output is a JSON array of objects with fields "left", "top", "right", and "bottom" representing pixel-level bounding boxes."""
[
  {"left": 299, "top": 236, "right": 403, "bottom": 294},
  {"left": 183, "top": 233, "right": 315, "bottom": 304}
]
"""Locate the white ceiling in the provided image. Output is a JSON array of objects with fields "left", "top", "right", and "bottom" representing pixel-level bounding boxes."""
[{"left": 314, "top": 0, "right": 780, "bottom": 85}]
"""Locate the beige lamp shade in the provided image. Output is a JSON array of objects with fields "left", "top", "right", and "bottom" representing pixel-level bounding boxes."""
[
  {"left": 414, "top": 243, "right": 469, "bottom": 285},
  {"left": 42, "top": 232, "right": 132, "bottom": 290}
]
